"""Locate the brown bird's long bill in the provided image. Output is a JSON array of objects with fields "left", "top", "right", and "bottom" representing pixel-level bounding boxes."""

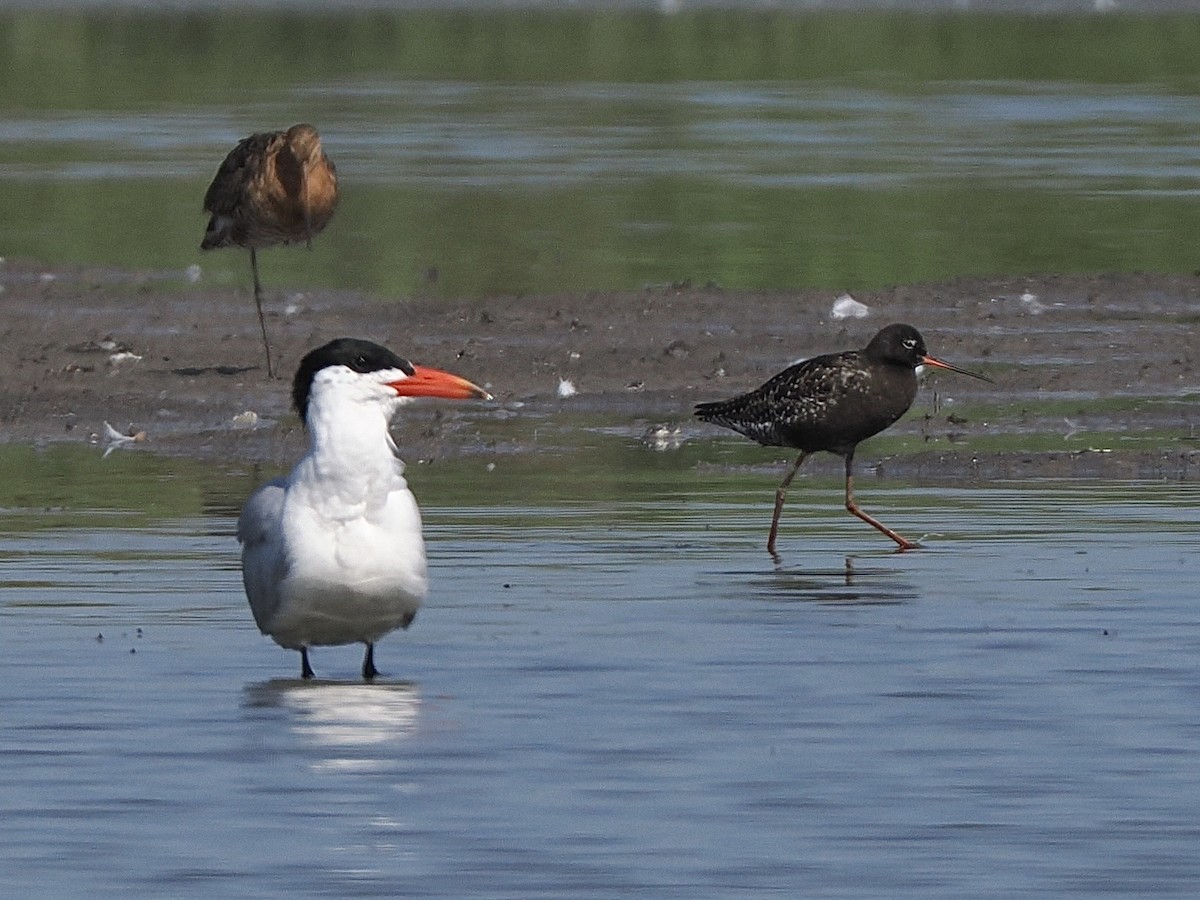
[
  {"left": 389, "top": 365, "right": 492, "bottom": 401},
  {"left": 920, "top": 355, "right": 994, "bottom": 384}
]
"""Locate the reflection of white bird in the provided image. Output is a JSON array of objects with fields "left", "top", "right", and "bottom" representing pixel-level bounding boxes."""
[
  {"left": 237, "top": 338, "right": 491, "bottom": 680},
  {"left": 642, "top": 424, "right": 683, "bottom": 452},
  {"left": 286, "top": 683, "right": 421, "bottom": 749}
]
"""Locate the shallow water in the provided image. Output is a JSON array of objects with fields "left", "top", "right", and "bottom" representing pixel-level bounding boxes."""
[
  {"left": 2, "top": 465, "right": 1198, "bottom": 897},
  {"left": 3, "top": 8, "right": 1200, "bottom": 297}
]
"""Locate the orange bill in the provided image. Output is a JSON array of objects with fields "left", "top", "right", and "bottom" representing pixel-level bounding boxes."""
[
  {"left": 389, "top": 365, "right": 492, "bottom": 400},
  {"left": 920, "top": 355, "right": 994, "bottom": 384}
]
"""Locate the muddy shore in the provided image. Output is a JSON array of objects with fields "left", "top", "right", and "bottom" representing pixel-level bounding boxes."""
[{"left": 1, "top": 260, "right": 1196, "bottom": 480}]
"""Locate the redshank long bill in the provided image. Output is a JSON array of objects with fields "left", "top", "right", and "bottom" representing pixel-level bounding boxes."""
[
  {"left": 200, "top": 124, "right": 339, "bottom": 378},
  {"left": 695, "top": 323, "right": 992, "bottom": 556}
]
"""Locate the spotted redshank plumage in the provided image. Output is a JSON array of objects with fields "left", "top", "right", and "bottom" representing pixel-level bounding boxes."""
[{"left": 695, "top": 323, "right": 993, "bottom": 557}]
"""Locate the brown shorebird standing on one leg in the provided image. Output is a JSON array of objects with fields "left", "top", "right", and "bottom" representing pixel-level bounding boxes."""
[
  {"left": 695, "top": 323, "right": 993, "bottom": 558},
  {"left": 200, "top": 124, "right": 339, "bottom": 378}
]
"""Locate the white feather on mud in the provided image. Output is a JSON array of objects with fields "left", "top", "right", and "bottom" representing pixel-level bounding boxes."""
[{"left": 830, "top": 293, "right": 870, "bottom": 320}]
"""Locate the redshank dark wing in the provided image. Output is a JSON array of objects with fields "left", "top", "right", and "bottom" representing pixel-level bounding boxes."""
[{"left": 694, "top": 347, "right": 920, "bottom": 456}]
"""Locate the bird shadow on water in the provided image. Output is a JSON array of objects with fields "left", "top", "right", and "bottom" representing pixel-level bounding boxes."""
[{"left": 730, "top": 555, "right": 919, "bottom": 606}]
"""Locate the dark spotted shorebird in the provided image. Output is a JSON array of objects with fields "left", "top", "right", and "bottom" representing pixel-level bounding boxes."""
[
  {"left": 201, "top": 123, "right": 339, "bottom": 378},
  {"left": 695, "top": 323, "right": 992, "bottom": 557}
]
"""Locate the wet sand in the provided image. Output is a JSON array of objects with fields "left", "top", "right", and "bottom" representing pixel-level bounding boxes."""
[{"left": 1, "top": 260, "right": 1196, "bottom": 479}]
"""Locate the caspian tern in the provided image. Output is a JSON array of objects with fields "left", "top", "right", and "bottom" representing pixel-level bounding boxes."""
[{"left": 237, "top": 337, "right": 491, "bottom": 680}]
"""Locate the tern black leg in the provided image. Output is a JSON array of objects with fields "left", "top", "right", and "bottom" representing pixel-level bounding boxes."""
[
  {"left": 300, "top": 646, "right": 315, "bottom": 679},
  {"left": 362, "top": 643, "right": 379, "bottom": 681}
]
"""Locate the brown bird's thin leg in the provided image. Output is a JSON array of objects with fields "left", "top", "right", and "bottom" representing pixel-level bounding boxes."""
[
  {"left": 300, "top": 646, "right": 315, "bottom": 679},
  {"left": 768, "top": 452, "right": 809, "bottom": 560},
  {"left": 249, "top": 247, "right": 275, "bottom": 379},
  {"left": 362, "top": 643, "right": 379, "bottom": 681},
  {"left": 842, "top": 454, "right": 918, "bottom": 551},
  {"left": 302, "top": 176, "right": 314, "bottom": 249}
]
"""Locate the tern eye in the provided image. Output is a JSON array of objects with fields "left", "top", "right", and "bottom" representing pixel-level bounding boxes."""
[{"left": 902, "top": 338, "right": 917, "bottom": 350}]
